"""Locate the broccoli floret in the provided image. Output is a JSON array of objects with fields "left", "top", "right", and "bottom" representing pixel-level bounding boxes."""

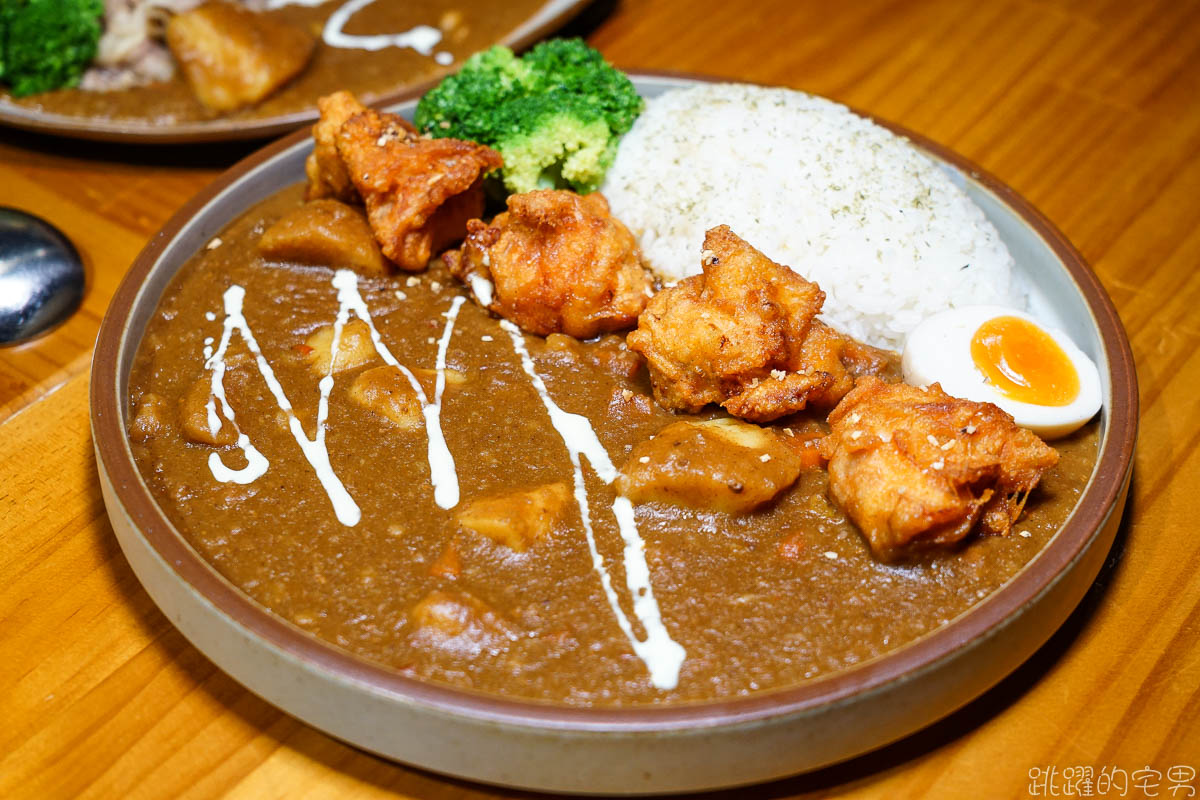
[
  {"left": 0, "top": 0, "right": 104, "bottom": 98},
  {"left": 415, "top": 38, "right": 643, "bottom": 195}
]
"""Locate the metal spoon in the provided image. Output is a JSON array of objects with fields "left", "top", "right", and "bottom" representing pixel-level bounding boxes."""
[{"left": 0, "top": 208, "right": 85, "bottom": 346}]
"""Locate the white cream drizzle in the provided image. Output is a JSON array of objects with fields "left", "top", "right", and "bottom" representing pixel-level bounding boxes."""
[
  {"left": 201, "top": 271, "right": 684, "bottom": 685},
  {"left": 499, "top": 319, "right": 686, "bottom": 689},
  {"left": 203, "top": 270, "right": 463, "bottom": 525},
  {"left": 330, "top": 270, "right": 461, "bottom": 510},
  {"left": 321, "top": 0, "right": 443, "bottom": 53},
  {"left": 207, "top": 284, "right": 361, "bottom": 524}
]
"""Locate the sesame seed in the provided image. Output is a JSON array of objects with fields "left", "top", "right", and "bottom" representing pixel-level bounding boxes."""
[
  {"left": 429, "top": 281, "right": 442, "bottom": 292},
  {"left": 931, "top": 459, "right": 944, "bottom": 470},
  {"left": 965, "top": 424, "right": 977, "bottom": 434},
  {"left": 426, "top": 337, "right": 435, "bottom": 344},
  {"left": 481, "top": 335, "right": 493, "bottom": 342},
  {"left": 941, "top": 439, "right": 956, "bottom": 450},
  {"left": 405, "top": 276, "right": 420, "bottom": 287},
  {"left": 849, "top": 430, "right": 862, "bottom": 440},
  {"left": 823, "top": 551, "right": 838, "bottom": 560},
  {"left": 394, "top": 290, "right": 407, "bottom": 300},
  {"left": 879, "top": 431, "right": 892, "bottom": 443},
  {"left": 1018, "top": 530, "right": 1032, "bottom": 538},
  {"left": 847, "top": 412, "right": 861, "bottom": 424},
  {"left": 206, "top": 237, "right": 223, "bottom": 250},
  {"left": 926, "top": 434, "right": 939, "bottom": 447},
  {"left": 770, "top": 369, "right": 787, "bottom": 380},
  {"left": 621, "top": 389, "right": 633, "bottom": 400},
  {"left": 638, "top": 456, "right": 650, "bottom": 464},
  {"left": 759, "top": 453, "right": 772, "bottom": 462}
]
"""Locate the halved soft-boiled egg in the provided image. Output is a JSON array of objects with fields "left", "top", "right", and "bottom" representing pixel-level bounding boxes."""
[{"left": 902, "top": 305, "right": 1102, "bottom": 439}]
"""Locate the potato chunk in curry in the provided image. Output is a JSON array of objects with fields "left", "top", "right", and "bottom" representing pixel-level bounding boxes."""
[
  {"left": 616, "top": 418, "right": 804, "bottom": 513},
  {"left": 166, "top": 1, "right": 316, "bottom": 112},
  {"left": 347, "top": 366, "right": 423, "bottom": 430},
  {"left": 179, "top": 376, "right": 236, "bottom": 446},
  {"left": 130, "top": 392, "right": 170, "bottom": 442},
  {"left": 408, "top": 590, "right": 516, "bottom": 658},
  {"left": 259, "top": 199, "right": 390, "bottom": 276},
  {"left": 302, "top": 319, "right": 376, "bottom": 375},
  {"left": 456, "top": 482, "right": 572, "bottom": 551}
]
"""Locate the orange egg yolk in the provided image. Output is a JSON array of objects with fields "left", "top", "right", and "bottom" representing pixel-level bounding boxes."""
[{"left": 970, "top": 316, "right": 1079, "bottom": 406}]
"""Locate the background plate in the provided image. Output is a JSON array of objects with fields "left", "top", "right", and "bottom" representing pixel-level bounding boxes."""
[{"left": 0, "top": 0, "right": 586, "bottom": 144}]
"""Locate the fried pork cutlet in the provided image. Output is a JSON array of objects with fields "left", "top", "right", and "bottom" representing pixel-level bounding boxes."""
[
  {"left": 820, "top": 376, "right": 1059, "bottom": 561},
  {"left": 444, "top": 189, "right": 650, "bottom": 338},
  {"left": 627, "top": 225, "right": 892, "bottom": 422}
]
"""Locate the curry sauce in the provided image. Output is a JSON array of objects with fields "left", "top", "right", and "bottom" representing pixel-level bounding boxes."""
[{"left": 126, "top": 184, "right": 1100, "bottom": 705}]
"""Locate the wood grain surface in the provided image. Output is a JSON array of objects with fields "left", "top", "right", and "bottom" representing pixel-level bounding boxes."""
[{"left": 2, "top": 0, "right": 1199, "bottom": 797}]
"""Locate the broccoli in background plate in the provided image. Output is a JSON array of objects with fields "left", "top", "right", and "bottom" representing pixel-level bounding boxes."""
[
  {"left": 414, "top": 38, "right": 643, "bottom": 195},
  {"left": 0, "top": 0, "right": 104, "bottom": 97}
]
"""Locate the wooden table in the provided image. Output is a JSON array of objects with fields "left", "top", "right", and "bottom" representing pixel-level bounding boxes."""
[{"left": 3, "top": 0, "right": 1198, "bottom": 796}]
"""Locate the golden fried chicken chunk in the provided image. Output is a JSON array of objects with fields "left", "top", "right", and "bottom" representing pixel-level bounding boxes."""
[
  {"left": 443, "top": 189, "right": 650, "bottom": 338},
  {"left": 305, "top": 91, "right": 372, "bottom": 203},
  {"left": 819, "top": 376, "right": 1059, "bottom": 561},
  {"left": 627, "top": 225, "right": 892, "bottom": 422},
  {"left": 336, "top": 109, "right": 502, "bottom": 271},
  {"left": 166, "top": 1, "right": 315, "bottom": 112}
]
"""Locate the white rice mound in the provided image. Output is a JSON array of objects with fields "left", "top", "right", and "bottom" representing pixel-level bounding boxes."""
[{"left": 600, "top": 84, "right": 1024, "bottom": 350}]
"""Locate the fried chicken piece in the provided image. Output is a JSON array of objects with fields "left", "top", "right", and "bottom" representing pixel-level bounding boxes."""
[
  {"left": 305, "top": 91, "right": 372, "bottom": 203},
  {"left": 336, "top": 109, "right": 502, "bottom": 271},
  {"left": 166, "top": 1, "right": 315, "bottom": 112},
  {"left": 819, "top": 376, "right": 1059, "bottom": 561},
  {"left": 443, "top": 189, "right": 650, "bottom": 338},
  {"left": 627, "top": 225, "right": 893, "bottom": 422}
]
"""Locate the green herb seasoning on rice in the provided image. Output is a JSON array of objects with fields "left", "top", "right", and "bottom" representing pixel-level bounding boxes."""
[{"left": 600, "top": 83, "right": 1024, "bottom": 350}]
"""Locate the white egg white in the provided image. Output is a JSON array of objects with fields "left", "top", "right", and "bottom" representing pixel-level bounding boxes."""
[{"left": 901, "top": 305, "right": 1102, "bottom": 439}]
